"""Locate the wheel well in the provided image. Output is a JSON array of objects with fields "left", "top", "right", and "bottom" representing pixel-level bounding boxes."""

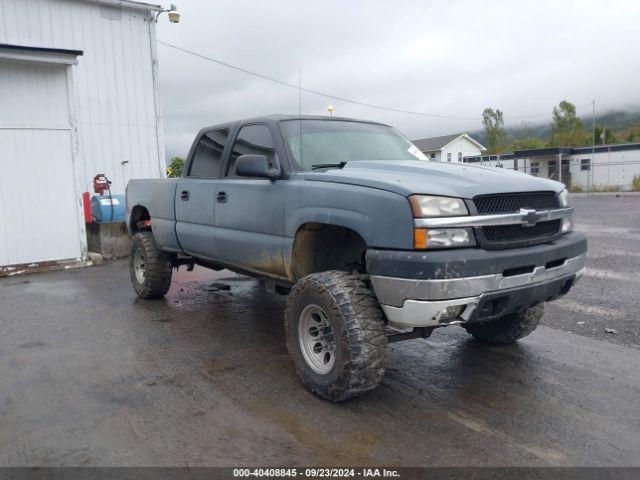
[
  {"left": 292, "top": 223, "right": 367, "bottom": 279},
  {"left": 130, "top": 205, "right": 150, "bottom": 233}
]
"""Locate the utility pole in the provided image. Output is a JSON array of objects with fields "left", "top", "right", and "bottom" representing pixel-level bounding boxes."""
[
  {"left": 298, "top": 69, "right": 302, "bottom": 162},
  {"left": 558, "top": 153, "right": 562, "bottom": 184},
  {"left": 591, "top": 100, "right": 595, "bottom": 193},
  {"left": 298, "top": 70, "right": 302, "bottom": 118}
]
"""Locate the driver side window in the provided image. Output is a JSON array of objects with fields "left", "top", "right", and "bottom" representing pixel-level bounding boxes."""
[{"left": 226, "top": 124, "right": 278, "bottom": 178}]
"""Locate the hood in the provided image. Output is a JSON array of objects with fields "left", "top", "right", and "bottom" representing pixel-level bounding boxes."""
[{"left": 301, "top": 160, "right": 564, "bottom": 198}]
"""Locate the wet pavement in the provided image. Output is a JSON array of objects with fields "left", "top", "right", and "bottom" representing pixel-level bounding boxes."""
[
  {"left": 542, "top": 195, "right": 640, "bottom": 347},
  {"left": 1, "top": 196, "right": 639, "bottom": 467}
]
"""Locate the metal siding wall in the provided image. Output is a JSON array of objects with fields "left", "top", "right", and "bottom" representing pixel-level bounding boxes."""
[
  {"left": 0, "top": 0, "right": 165, "bottom": 196},
  {"left": 0, "top": 61, "right": 82, "bottom": 264},
  {"left": 0, "top": 129, "right": 82, "bottom": 264},
  {"left": 570, "top": 151, "right": 640, "bottom": 189},
  {"left": 0, "top": 60, "right": 69, "bottom": 127}
]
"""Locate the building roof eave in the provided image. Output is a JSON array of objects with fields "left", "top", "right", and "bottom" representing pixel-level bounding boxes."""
[
  {"left": 76, "top": 0, "right": 163, "bottom": 12},
  {"left": 440, "top": 133, "right": 487, "bottom": 152},
  {"left": 0, "top": 43, "right": 83, "bottom": 65},
  {"left": 413, "top": 132, "right": 486, "bottom": 152}
]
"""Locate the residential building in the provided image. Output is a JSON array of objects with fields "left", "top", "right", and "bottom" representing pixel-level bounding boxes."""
[
  {"left": 0, "top": 0, "right": 165, "bottom": 271},
  {"left": 413, "top": 133, "right": 486, "bottom": 162}
]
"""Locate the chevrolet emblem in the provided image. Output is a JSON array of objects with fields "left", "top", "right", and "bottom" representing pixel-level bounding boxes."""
[{"left": 520, "top": 208, "right": 540, "bottom": 227}]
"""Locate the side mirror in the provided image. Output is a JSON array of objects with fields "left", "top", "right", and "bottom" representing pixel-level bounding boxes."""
[{"left": 235, "top": 154, "right": 279, "bottom": 180}]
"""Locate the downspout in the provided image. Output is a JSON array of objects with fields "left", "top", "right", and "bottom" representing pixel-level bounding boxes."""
[{"left": 148, "top": 13, "right": 166, "bottom": 178}]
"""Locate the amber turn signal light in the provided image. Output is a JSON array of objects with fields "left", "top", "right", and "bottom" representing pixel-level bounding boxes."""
[{"left": 413, "top": 228, "right": 428, "bottom": 249}]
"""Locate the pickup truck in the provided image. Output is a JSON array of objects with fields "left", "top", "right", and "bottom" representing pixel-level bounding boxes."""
[{"left": 126, "top": 115, "right": 587, "bottom": 401}]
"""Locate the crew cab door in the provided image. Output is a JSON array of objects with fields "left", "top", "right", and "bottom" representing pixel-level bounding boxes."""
[
  {"left": 175, "top": 128, "right": 230, "bottom": 259},
  {"left": 214, "top": 123, "right": 286, "bottom": 277}
]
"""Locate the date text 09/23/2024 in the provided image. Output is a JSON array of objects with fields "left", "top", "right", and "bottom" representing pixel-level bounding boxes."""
[{"left": 233, "top": 468, "right": 401, "bottom": 478}]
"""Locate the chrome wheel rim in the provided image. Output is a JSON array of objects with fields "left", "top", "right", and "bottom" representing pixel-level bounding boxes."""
[
  {"left": 298, "top": 304, "right": 336, "bottom": 374},
  {"left": 133, "top": 248, "right": 146, "bottom": 284}
]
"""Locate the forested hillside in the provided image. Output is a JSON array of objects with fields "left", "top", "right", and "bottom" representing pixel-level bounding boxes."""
[{"left": 472, "top": 105, "right": 640, "bottom": 154}]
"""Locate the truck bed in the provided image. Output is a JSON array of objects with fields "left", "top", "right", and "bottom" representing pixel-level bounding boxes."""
[{"left": 126, "top": 178, "right": 181, "bottom": 251}]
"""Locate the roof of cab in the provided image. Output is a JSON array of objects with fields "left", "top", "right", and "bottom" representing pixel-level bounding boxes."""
[{"left": 198, "top": 114, "right": 389, "bottom": 133}]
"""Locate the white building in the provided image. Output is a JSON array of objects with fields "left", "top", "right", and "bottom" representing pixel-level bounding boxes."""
[
  {"left": 413, "top": 132, "right": 486, "bottom": 163},
  {"left": 464, "top": 143, "right": 640, "bottom": 191},
  {"left": 0, "top": 0, "right": 166, "bottom": 272}
]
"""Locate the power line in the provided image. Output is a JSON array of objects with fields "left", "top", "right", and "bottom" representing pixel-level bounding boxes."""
[
  {"left": 157, "top": 40, "right": 594, "bottom": 122},
  {"left": 158, "top": 40, "right": 478, "bottom": 119}
]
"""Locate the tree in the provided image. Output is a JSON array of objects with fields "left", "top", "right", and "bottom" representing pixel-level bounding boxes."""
[
  {"left": 166, "top": 156, "right": 185, "bottom": 178},
  {"left": 482, "top": 107, "right": 506, "bottom": 154},
  {"left": 593, "top": 125, "right": 618, "bottom": 145},
  {"left": 621, "top": 124, "right": 640, "bottom": 143},
  {"left": 508, "top": 137, "right": 546, "bottom": 151},
  {"left": 550, "top": 100, "right": 588, "bottom": 147}
]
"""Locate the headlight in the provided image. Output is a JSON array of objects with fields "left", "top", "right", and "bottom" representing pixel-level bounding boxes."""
[
  {"left": 558, "top": 189, "right": 571, "bottom": 208},
  {"left": 409, "top": 195, "right": 468, "bottom": 217},
  {"left": 558, "top": 189, "right": 573, "bottom": 233},
  {"left": 561, "top": 217, "right": 573, "bottom": 233},
  {"left": 414, "top": 228, "right": 476, "bottom": 249}
]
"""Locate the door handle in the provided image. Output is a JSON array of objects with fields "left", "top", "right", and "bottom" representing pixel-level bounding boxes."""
[
  {"left": 180, "top": 190, "right": 190, "bottom": 201},
  {"left": 216, "top": 191, "right": 227, "bottom": 203}
]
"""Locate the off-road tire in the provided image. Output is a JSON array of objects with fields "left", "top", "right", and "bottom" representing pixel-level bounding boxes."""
[
  {"left": 285, "top": 271, "right": 387, "bottom": 401},
  {"left": 465, "top": 304, "right": 544, "bottom": 345},
  {"left": 129, "top": 231, "right": 172, "bottom": 299}
]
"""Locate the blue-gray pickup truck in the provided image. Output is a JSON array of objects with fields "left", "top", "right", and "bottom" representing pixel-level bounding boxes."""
[{"left": 126, "top": 115, "right": 587, "bottom": 401}]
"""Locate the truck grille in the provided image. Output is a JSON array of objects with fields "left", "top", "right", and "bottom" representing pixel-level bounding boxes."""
[
  {"left": 482, "top": 220, "right": 561, "bottom": 242},
  {"left": 474, "top": 191, "right": 559, "bottom": 214},
  {"left": 472, "top": 192, "right": 561, "bottom": 249}
]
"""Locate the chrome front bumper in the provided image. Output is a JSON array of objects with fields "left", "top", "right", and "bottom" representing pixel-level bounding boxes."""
[{"left": 371, "top": 253, "right": 586, "bottom": 328}]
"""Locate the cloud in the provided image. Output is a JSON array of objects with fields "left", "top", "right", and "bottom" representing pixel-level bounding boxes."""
[{"left": 156, "top": 0, "right": 640, "bottom": 159}]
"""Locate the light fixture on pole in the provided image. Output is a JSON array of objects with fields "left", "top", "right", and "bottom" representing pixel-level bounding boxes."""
[
  {"left": 327, "top": 104, "right": 334, "bottom": 117},
  {"left": 155, "top": 4, "right": 180, "bottom": 23}
]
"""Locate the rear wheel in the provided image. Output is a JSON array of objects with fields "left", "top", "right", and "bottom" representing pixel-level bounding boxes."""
[
  {"left": 465, "top": 304, "right": 543, "bottom": 345},
  {"left": 285, "top": 271, "right": 387, "bottom": 401},
  {"left": 129, "top": 231, "right": 172, "bottom": 299}
]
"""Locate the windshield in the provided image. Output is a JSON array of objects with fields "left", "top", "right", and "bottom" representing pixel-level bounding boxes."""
[{"left": 279, "top": 120, "right": 427, "bottom": 171}]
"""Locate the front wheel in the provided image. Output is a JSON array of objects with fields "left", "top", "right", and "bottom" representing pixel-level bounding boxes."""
[
  {"left": 465, "top": 304, "right": 544, "bottom": 345},
  {"left": 129, "top": 231, "right": 173, "bottom": 299},
  {"left": 285, "top": 271, "right": 388, "bottom": 402}
]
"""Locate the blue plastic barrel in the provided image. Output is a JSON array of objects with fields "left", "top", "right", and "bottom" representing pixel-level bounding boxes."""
[{"left": 90, "top": 194, "right": 126, "bottom": 222}]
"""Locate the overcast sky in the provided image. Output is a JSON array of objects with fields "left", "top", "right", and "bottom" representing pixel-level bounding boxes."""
[{"left": 156, "top": 0, "right": 640, "bottom": 159}]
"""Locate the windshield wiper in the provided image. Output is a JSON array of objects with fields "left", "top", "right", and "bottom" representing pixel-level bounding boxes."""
[{"left": 311, "top": 162, "right": 347, "bottom": 170}]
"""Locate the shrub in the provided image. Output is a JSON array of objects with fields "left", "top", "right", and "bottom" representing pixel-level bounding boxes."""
[
  {"left": 591, "top": 185, "right": 620, "bottom": 193},
  {"left": 166, "top": 157, "right": 185, "bottom": 178},
  {"left": 632, "top": 175, "right": 640, "bottom": 192},
  {"left": 570, "top": 185, "right": 584, "bottom": 193}
]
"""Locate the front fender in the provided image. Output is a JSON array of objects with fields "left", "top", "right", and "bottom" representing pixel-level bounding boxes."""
[
  {"left": 287, "top": 207, "right": 372, "bottom": 245},
  {"left": 283, "top": 181, "right": 414, "bottom": 250}
]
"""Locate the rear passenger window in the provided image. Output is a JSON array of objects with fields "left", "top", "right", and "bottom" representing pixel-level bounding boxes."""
[
  {"left": 188, "top": 128, "right": 229, "bottom": 177},
  {"left": 227, "top": 124, "right": 277, "bottom": 178}
]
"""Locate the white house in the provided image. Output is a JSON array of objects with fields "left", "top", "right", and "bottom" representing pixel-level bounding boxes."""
[
  {"left": 0, "top": 0, "right": 167, "bottom": 272},
  {"left": 413, "top": 132, "right": 486, "bottom": 162},
  {"left": 464, "top": 143, "right": 640, "bottom": 191}
]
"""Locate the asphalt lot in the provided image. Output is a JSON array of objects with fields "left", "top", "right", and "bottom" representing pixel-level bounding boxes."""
[
  {"left": 542, "top": 195, "right": 640, "bottom": 347},
  {"left": 0, "top": 195, "right": 639, "bottom": 467}
]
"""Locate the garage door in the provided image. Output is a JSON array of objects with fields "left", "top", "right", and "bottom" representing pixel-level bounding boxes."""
[{"left": 0, "top": 60, "right": 82, "bottom": 267}]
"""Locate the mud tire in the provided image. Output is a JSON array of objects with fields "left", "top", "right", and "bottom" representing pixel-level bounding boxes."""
[
  {"left": 285, "top": 271, "right": 387, "bottom": 401},
  {"left": 129, "top": 231, "right": 172, "bottom": 299},
  {"left": 465, "top": 304, "right": 544, "bottom": 345}
]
